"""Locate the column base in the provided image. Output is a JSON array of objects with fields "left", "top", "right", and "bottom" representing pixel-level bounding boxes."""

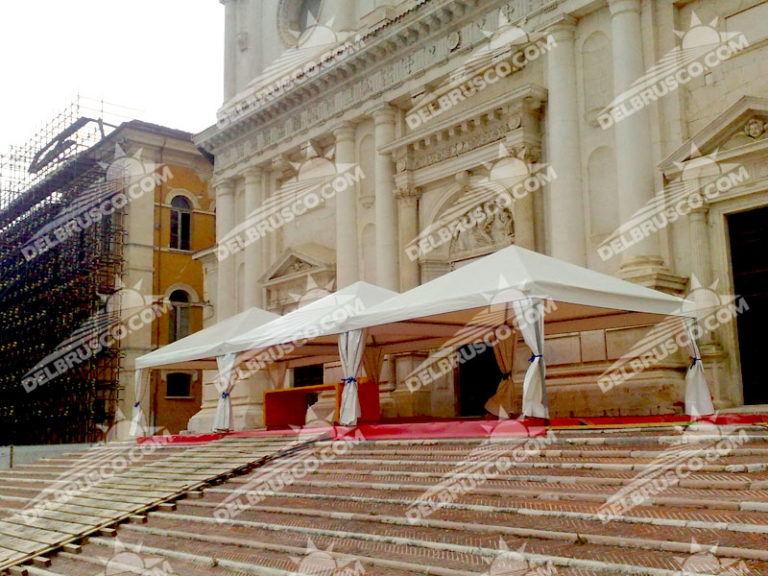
[
  {"left": 617, "top": 256, "right": 688, "bottom": 294},
  {"left": 393, "top": 388, "right": 431, "bottom": 418},
  {"left": 379, "top": 388, "right": 397, "bottom": 419},
  {"left": 187, "top": 403, "right": 266, "bottom": 434},
  {"left": 700, "top": 341, "right": 731, "bottom": 408}
]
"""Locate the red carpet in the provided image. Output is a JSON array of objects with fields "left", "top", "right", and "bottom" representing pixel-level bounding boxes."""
[{"left": 138, "top": 413, "right": 768, "bottom": 444}]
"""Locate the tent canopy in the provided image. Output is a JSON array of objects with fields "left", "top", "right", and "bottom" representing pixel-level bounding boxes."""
[
  {"left": 218, "top": 245, "right": 694, "bottom": 369},
  {"left": 338, "top": 245, "right": 694, "bottom": 354},
  {"left": 225, "top": 281, "right": 399, "bottom": 368},
  {"left": 223, "top": 246, "right": 694, "bottom": 361},
  {"left": 135, "top": 306, "right": 279, "bottom": 371}
]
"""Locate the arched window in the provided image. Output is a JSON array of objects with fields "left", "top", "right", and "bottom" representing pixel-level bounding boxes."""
[
  {"left": 168, "top": 290, "right": 191, "bottom": 342},
  {"left": 170, "top": 196, "right": 191, "bottom": 250}
]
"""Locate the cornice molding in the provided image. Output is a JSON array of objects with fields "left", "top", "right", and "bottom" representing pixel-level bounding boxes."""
[{"left": 199, "top": 0, "right": 564, "bottom": 174}]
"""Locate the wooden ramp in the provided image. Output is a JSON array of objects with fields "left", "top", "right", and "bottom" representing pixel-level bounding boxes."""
[{"left": 0, "top": 433, "right": 320, "bottom": 571}]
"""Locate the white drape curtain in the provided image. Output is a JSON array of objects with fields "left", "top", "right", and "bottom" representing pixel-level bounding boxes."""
[
  {"left": 212, "top": 353, "right": 238, "bottom": 432},
  {"left": 363, "top": 345, "right": 384, "bottom": 388},
  {"left": 338, "top": 329, "right": 365, "bottom": 426},
  {"left": 130, "top": 368, "right": 151, "bottom": 436},
  {"left": 511, "top": 298, "right": 549, "bottom": 419},
  {"left": 683, "top": 318, "right": 714, "bottom": 416},
  {"left": 484, "top": 328, "right": 517, "bottom": 418}
]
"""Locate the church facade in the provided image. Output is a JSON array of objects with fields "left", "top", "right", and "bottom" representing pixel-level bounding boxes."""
[{"left": 190, "top": 0, "right": 768, "bottom": 430}]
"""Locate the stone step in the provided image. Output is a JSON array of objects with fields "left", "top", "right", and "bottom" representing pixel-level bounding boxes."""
[
  {"left": 107, "top": 524, "right": 478, "bottom": 576},
  {"left": 23, "top": 544, "right": 240, "bottom": 576},
  {"left": 321, "top": 455, "right": 768, "bottom": 473},
  {"left": 341, "top": 445, "right": 768, "bottom": 459},
  {"left": 171, "top": 494, "right": 768, "bottom": 560},
  {"left": 5, "top": 427, "right": 768, "bottom": 575},
  {"left": 230, "top": 463, "right": 768, "bottom": 491},
  {"left": 142, "top": 509, "right": 768, "bottom": 575},
  {"left": 342, "top": 430, "right": 768, "bottom": 446},
  {"left": 202, "top": 485, "right": 768, "bottom": 533},
  {"left": 243, "top": 473, "right": 768, "bottom": 508}
]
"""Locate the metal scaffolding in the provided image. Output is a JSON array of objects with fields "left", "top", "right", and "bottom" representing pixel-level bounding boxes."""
[{"left": 0, "top": 98, "right": 126, "bottom": 444}]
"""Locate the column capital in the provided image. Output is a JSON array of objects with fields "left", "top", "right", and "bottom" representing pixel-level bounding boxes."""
[
  {"left": 243, "top": 166, "right": 263, "bottom": 184},
  {"left": 544, "top": 15, "right": 578, "bottom": 39},
  {"left": 608, "top": 0, "right": 641, "bottom": 17},
  {"left": 333, "top": 122, "right": 357, "bottom": 142},
  {"left": 394, "top": 171, "right": 420, "bottom": 200},
  {"left": 214, "top": 178, "right": 235, "bottom": 195},
  {"left": 688, "top": 202, "right": 709, "bottom": 216},
  {"left": 372, "top": 104, "right": 397, "bottom": 125},
  {"left": 395, "top": 185, "right": 421, "bottom": 202}
]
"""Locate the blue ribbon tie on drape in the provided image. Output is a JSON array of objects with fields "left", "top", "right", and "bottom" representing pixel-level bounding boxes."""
[{"left": 528, "top": 354, "right": 542, "bottom": 362}]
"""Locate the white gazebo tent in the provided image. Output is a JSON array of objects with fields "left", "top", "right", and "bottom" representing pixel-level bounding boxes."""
[
  {"left": 224, "top": 281, "right": 400, "bottom": 425},
  {"left": 333, "top": 245, "right": 713, "bottom": 423},
  {"left": 133, "top": 306, "right": 278, "bottom": 433}
]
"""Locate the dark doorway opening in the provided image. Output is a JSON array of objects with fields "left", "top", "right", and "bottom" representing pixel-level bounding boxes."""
[
  {"left": 294, "top": 364, "right": 323, "bottom": 388},
  {"left": 728, "top": 206, "right": 768, "bottom": 405},
  {"left": 294, "top": 364, "right": 324, "bottom": 410},
  {"left": 457, "top": 343, "right": 503, "bottom": 416}
]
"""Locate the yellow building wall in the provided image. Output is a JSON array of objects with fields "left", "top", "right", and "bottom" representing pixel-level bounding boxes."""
[{"left": 150, "top": 163, "right": 215, "bottom": 433}]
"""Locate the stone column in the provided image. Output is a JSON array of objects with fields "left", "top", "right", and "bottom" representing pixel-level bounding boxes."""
[
  {"left": 243, "top": 167, "right": 263, "bottom": 308},
  {"left": 545, "top": 17, "right": 586, "bottom": 265},
  {"left": 688, "top": 204, "right": 727, "bottom": 405},
  {"left": 608, "top": 0, "right": 662, "bottom": 268},
  {"left": 514, "top": 191, "right": 536, "bottom": 251},
  {"left": 688, "top": 207, "right": 713, "bottom": 296},
  {"left": 396, "top": 184, "right": 420, "bottom": 291},
  {"left": 373, "top": 105, "right": 399, "bottom": 291},
  {"left": 216, "top": 179, "right": 236, "bottom": 321},
  {"left": 506, "top": 146, "right": 537, "bottom": 251},
  {"left": 687, "top": 204, "right": 715, "bottom": 344},
  {"left": 333, "top": 123, "right": 360, "bottom": 288},
  {"left": 221, "top": 0, "right": 238, "bottom": 101}
]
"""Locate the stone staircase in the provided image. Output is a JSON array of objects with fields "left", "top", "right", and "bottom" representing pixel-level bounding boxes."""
[
  {"left": 3, "top": 424, "right": 768, "bottom": 575},
  {"left": 0, "top": 434, "right": 318, "bottom": 572}
]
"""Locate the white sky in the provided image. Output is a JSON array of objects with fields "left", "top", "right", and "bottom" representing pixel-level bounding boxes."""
[{"left": 0, "top": 0, "right": 224, "bottom": 151}]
